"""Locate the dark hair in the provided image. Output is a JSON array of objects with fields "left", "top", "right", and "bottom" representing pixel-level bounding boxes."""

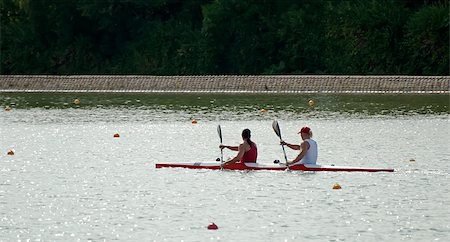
[{"left": 242, "top": 129, "right": 252, "bottom": 146}]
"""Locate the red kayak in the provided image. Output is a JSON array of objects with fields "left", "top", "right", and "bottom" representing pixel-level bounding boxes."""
[{"left": 155, "top": 162, "right": 394, "bottom": 172}]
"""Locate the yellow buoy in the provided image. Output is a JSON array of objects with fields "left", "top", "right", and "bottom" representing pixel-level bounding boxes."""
[
  {"left": 191, "top": 119, "right": 198, "bottom": 124},
  {"left": 332, "top": 183, "right": 342, "bottom": 190},
  {"left": 73, "top": 98, "right": 80, "bottom": 105},
  {"left": 308, "top": 99, "right": 315, "bottom": 107},
  {"left": 7, "top": 149, "right": 14, "bottom": 156},
  {"left": 260, "top": 108, "right": 268, "bottom": 113},
  {"left": 5, "top": 106, "right": 11, "bottom": 111},
  {"left": 113, "top": 133, "right": 120, "bottom": 138}
]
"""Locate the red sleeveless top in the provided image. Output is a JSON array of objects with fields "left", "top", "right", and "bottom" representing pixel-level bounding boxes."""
[{"left": 240, "top": 141, "right": 257, "bottom": 163}]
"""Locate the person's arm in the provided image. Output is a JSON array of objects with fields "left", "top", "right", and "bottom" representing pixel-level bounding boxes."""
[
  {"left": 286, "top": 141, "right": 309, "bottom": 166},
  {"left": 222, "top": 143, "right": 246, "bottom": 165},
  {"left": 280, "top": 141, "right": 301, "bottom": 150},
  {"left": 219, "top": 144, "right": 239, "bottom": 151}
]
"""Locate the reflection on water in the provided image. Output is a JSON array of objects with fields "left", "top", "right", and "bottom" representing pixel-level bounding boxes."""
[
  {"left": 1, "top": 93, "right": 449, "bottom": 116},
  {"left": 1, "top": 93, "right": 448, "bottom": 125}
]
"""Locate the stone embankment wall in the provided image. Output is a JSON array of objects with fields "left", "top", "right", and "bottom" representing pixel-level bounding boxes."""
[{"left": 0, "top": 75, "right": 448, "bottom": 93}]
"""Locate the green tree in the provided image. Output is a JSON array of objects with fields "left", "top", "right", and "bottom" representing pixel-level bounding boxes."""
[
  {"left": 403, "top": 3, "right": 449, "bottom": 75},
  {"left": 1, "top": 0, "right": 448, "bottom": 75},
  {"left": 201, "top": 0, "right": 284, "bottom": 74},
  {"left": 267, "top": 1, "right": 327, "bottom": 74},
  {"left": 324, "top": 0, "right": 409, "bottom": 74}
]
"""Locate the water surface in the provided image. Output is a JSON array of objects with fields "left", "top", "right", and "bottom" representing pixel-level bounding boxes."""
[{"left": 1, "top": 93, "right": 449, "bottom": 241}]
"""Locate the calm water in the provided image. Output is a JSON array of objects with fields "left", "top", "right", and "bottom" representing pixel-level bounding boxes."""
[{"left": 1, "top": 93, "right": 449, "bottom": 241}]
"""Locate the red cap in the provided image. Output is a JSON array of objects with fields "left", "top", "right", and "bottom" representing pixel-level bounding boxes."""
[{"left": 298, "top": 126, "right": 311, "bottom": 134}]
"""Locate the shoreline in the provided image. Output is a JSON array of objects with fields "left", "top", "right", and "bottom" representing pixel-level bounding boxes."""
[
  {"left": 0, "top": 75, "right": 448, "bottom": 94},
  {"left": 0, "top": 90, "right": 447, "bottom": 94}
]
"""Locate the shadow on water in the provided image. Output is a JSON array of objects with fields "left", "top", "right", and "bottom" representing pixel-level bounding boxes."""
[{"left": 0, "top": 93, "right": 448, "bottom": 119}]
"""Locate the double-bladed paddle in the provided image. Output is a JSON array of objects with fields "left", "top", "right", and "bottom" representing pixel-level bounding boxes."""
[{"left": 272, "top": 120, "right": 289, "bottom": 167}]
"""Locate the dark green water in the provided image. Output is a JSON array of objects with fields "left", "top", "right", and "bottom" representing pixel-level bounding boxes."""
[{"left": 0, "top": 93, "right": 448, "bottom": 115}]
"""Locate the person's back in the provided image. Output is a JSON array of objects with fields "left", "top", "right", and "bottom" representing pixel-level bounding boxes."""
[
  {"left": 281, "top": 126, "right": 318, "bottom": 166},
  {"left": 220, "top": 128, "right": 258, "bottom": 166},
  {"left": 299, "top": 138, "right": 317, "bottom": 164},
  {"left": 240, "top": 141, "right": 257, "bottom": 163}
]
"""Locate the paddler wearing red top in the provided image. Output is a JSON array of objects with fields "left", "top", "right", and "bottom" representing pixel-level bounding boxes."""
[
  {"left": 220, "top": 129, "right": 258, "bottom": 167},
  {"left": 280, "top": 126, "right": 318, "bottom": 166}
]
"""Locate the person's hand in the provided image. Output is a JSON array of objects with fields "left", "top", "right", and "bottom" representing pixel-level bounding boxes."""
[
  {"left": 280, "top": 141, "right": 287, "bottom": 146},
  {"left": 219, "top": 144, "right": 226, "bottom": 149}
]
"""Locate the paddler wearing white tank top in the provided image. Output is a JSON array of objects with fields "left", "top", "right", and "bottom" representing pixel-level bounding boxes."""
[{"left": 280, "top": 126, "right": 318, "bottom": 166}]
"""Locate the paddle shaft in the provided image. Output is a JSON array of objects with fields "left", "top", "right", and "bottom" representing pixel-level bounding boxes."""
[
  {"left": 280, "top": 139, "right": 288, "bottom": 163},
  {"left": 217, "top": 125, "right": 224, "bottom": 163},
  {"left": 272, "top": 121, "right": 289, "bottom": 166}
]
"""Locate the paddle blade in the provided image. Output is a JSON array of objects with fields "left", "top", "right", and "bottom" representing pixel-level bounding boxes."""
[
  {"left": 217, "top": 125, "right": 223, "bottom": 143},
  {"left": 272, "top": 120, "right": 281, "bottom": 138}
]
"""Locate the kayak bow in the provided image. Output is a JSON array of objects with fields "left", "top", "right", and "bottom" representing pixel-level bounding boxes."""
[{"left": 155, "top": 162, "right": 394, "bottom": 172}]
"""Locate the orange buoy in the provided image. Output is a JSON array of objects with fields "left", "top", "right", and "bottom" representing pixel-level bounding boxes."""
[
  {"left": 332, "top": 183, "right": 342, "bottom": 190},
  {"left": 260, "top": 108, "right": 268, "bottom": 113},
  {"left": 207, "top": 223, "right": 218, "bottom": 230},
  {"left": 5, "top": 106, "right": 11, "bottom": 111},
  {"left": 73, "top": 98, "right": 80, "bottom": 105},
  {"left": 308, "top": 99, "right": 315, "bottom": 107},
  {"left": 113, "top": 133, "right": 120, "bottom": 138},
  {"left": 191, "top": 119, "right": 198, "bottom": 124},
  {"left": 7, "top": 149, "right": 14, "bottom": 155}
]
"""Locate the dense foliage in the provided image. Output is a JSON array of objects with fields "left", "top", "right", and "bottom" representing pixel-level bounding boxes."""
[{"left": 1, "top": 0, "right": 448, "bottom": 75}]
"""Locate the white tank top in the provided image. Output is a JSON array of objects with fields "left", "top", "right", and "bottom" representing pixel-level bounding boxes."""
[{"left": 297, "top": 139, "right": 318, "bottom": 165}]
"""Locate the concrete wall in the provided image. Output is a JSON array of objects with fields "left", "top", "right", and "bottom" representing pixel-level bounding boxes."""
[{"left": 0, "top": 75, "right": 448, "bottom": 93}]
